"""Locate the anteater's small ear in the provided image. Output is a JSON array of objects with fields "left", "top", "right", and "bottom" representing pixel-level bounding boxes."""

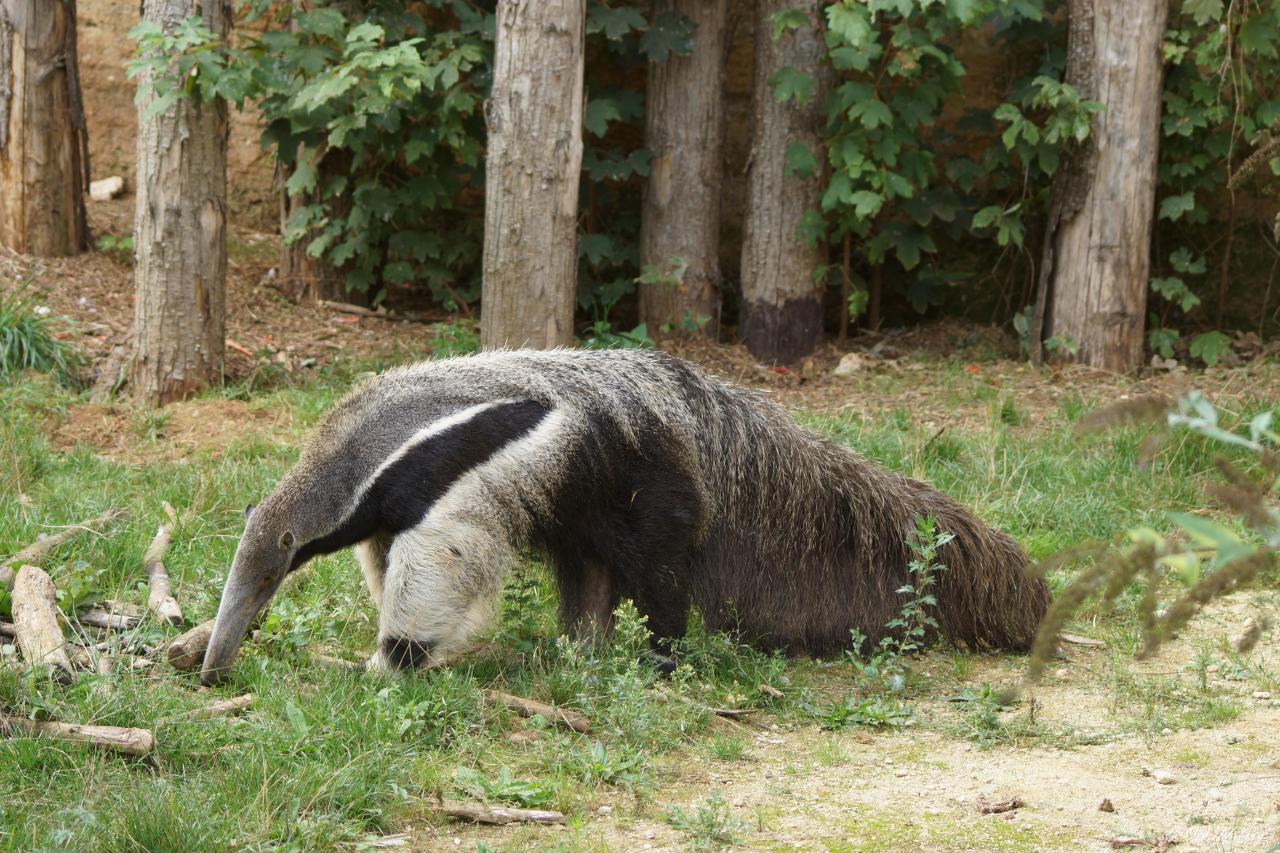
[
  {"left": 277, "top": 530, "right": 296, "bottom": 551},
  {"left": 243, "top": 504, "right": 256, "bottom": 521}
]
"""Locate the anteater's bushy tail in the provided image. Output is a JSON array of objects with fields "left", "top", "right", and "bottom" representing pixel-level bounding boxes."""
[{"left": 684, "top": 376, "right": 1050, "bottom": 657}]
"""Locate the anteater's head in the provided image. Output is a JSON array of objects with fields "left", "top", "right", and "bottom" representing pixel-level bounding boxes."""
[{"left": 200, "top": 501, "right": 303, "bottom": 684}]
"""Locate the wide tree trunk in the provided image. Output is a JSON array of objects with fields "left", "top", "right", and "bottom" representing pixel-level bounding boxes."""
[
  {"left": 480, "top": 0, "right": 584, "bottom": 350},
  {"left": 739, "top": 0, "right": 829, "bottom": 364},
  {"left": 1032, "top": 0, "right": 1166, "bottom": 372},
  {"left": 131, "top": 0, "right": 228, "bottom": 405},
  {"left": 0, "top": 0, "right": 88, "bottom": 256},
  {"left": 638, "top": 0, "right": 729, "bottom": 339}
]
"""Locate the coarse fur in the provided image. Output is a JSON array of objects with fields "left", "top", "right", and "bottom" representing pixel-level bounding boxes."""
[{"left": 204, "top": 348, "right": 1049, "bottom": 680}]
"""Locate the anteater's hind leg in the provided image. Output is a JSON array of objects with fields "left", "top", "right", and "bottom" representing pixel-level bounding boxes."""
[{"left": 552, "top": 551, "right": 619, "bottom": 642}]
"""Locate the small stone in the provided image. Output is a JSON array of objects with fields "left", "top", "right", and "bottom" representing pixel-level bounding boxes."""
[
  {"left": 1152, "top": 769, "right": 1177, "bottom": 785},
  {"left": 895, "top": 770, "right": 908, "bottom": 778},
  {"left": 89, "top": 175, "right": 125, "bottom": 201},
  {"left": 1053, "top": 667, "right": 1070, "bottom": 681},
  {"left": 643, "top": 830, "right": 656, "bottom": 840},
  {"left": 1160, "top": 728, "right": 1173, "bottom": 736},
  {"left": 597, "top": 805, "right": 613, "bottom": 816},
  {"left": 1099, "top": 799, "right": 1115, "bottom": 813},
  {"left": 1253, "top": 690, "right": 1272, "bottom": 700},
  {"left": 833, "top": 352, "right": 870, "bottom": 376},
  {"left": 1207, "top": 664, "right": 1219, "bottom": 673}
]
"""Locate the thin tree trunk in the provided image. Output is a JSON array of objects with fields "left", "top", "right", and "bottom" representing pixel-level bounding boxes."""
[
  {"left": 0, "top": 0, "right": 88, "bottom": 256},
  {"left": 480, "top": 0, "right": 585, "bottom": 350},
  {"left": 1036, "top": 0, "right": 1165, "bottom": 372},
  {"left": 131, "top": 0, "right": 229, "bottom": 405},
  {"left": 639, "top": 0, "right": 729, "bottom": 339},
  {"left": 279, "top": 148, "right": 356, "bottom": 305},
  {"left": 739, "top": 0, "right": 829, "bottom": 364}
]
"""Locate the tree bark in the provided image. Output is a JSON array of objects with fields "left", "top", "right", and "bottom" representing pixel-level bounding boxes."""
[
  {"left": 638, "top": 0, "right": 729, "bottom": 339},
  {"left": 480, "top": 0, "right": 585, "bottom": 350},
  {"left": 1035, "top": 0, "right": 1166, "bottom": 372},
  {"left": 279, "top": 150, "right": 351, "bottom": 305},
  {"left": 739, "top": 0, "right": 829, "bottom": 364},
  {"left": 131, "top": 0, "right": 229, "bottom": 405},
  {"left": 0, "top": 0, "right": 89, "bottom": 256}
]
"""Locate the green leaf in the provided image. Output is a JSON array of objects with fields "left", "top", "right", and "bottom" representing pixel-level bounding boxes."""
[
  {"left": 586, "top": 5, "right": 647, "bottom": 41},
  {"left": 768, "top": 66, "right": 815, "bottom": 104},
  {"left": 784, "top": 142, "right": 820, "bottom": 178},
  {"left": 284, "top": 701, "right": 310, "bottom": 737},
  {"left": 771, "top": 8, "right": 810, "bottom": 39},
  {"left": 1182, "top": 0, "right": 1224, "bottom": 25},
  {"left": 639, "top": 11, "right": 694, "bottom": 63},
  {"left": 850, "top": 190, "right": 884, "bottom": 219},
  {"left": 584, "top": 98, "right": 623, "bottom": 138},
  {"left": 1189, "top": 330, "right": 1231, "bottom": 366},
  {"left": 1158, "top": 193, "right": 1196, "bottom": 221},
  {"left": 1148, "top": 327, "right": 1179, "bottom": 359},
  {"left": 826, "top": 4, "right": 874, "bottom": 47},
  {"left": 285, "top": 151, "right": 319, "bottom": 197},
  {"left": 1168, "top": 247, "right": 1206, "bottom": 276}
]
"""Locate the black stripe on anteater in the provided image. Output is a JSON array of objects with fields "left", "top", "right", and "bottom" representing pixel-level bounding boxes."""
[{"left": 290, "top": 399, "right": 551, "bottom": 570}]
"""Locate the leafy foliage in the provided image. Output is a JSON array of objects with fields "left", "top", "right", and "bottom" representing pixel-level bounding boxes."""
[
  {"left": 1027, "top": 392, "right": 1279, "bottom": 682},
  {"left": 0, "top": 284, "right": 80, "bottom": 381}
]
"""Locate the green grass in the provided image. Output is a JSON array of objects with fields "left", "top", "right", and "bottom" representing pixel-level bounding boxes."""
[{"left": 0, "top": 358, "right": 1274, "bottom": 850}]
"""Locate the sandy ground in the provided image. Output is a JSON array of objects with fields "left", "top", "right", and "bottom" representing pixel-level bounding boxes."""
[{"left": 414, "top": 594, "right": 1280, "bottom": 853}]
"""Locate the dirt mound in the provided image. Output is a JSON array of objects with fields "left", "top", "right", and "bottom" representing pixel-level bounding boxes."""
[{"left": 49, "top": 398, "right": 290, "bottom": 464}]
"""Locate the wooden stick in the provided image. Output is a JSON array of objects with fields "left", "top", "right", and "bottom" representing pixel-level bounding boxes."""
[
  {"left": 0, "top": 509, "right": 128, "bottom": 590},
  {"left": 0, "top": 711, "right": 154, "bottom": 756},
  {"left": 0, "top": 621, "right": 13, "bottom": 639},
  {"left": 77, "top": 602, "right": 142, "bottom": 631},
  {"left": 431, "top": 800, "right": 565, "bottom": 825},
  {"left": 1059, "top": 633, "right": 1106, "bottom": 648},
  {"left": 167, "top": 619, "right": 215, "bottom": 671},
  {"left": 143, "top": 519, "right": 184, "bottom": 625},
  {"left": 313, "top": 652, "right": 364, "bottom": 671},
  {"left": 483, "top": 689, "right": 592, "bottom": 733},
  {"left": 11, "top": 566, "right": 73, "bottom": 677},
  {"left": 167, "top": 693, "right": 254, "bottom": 722}
]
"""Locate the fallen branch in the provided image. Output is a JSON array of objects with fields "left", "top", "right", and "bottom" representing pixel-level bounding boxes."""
[
  {"left": 167, "top": 693, "right": 254, "bottom": 722},
  {"left": 431, "top": 800, "right": 564, "bottom": 825},
  {"left": 1060, "top": 633, "right": 1107, "bottom": 648},
  {"left": 0, "top": 621, "right": 13, "bottom": 639},
  {"left": 11, "top": 566, "right": 74, "bottom": 678},
  {"left": 979, "top": 796, "right": 1024, "bottom": 815},
  {"left": 77, "top": 601, "right": 142, "bottom": 631},
  {"left": 167, "top": 619, "right": 215, "bottom": 671},
  {"left": 1, "top": 508, "right": 128, "bottom": 590},
  {"left": 143, "top": 515, "right": 184, "bottom": 625},
  {"left": 313, "top": 652, "right": 364, "bottom": 671},
  {"left": 650, "top": 687, "right": 758, "bottom": 721},
  {"left": 483, "top": 690, "right": 592, "bottom": 734},
  {"left": 0, "top": 710, "right": 153, "bottom": 757}
]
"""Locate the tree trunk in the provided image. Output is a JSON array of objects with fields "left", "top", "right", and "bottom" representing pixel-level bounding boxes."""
[
  {"left": 1034, "top": 0, "right": 1165, "bottom": 372},
  {"left": 638, "top": 0, "right": 729, "bottom": 339},
  {"left": 739, "top": 0, "right": 829, "bottom": 364},
  {"left": 0, "top": 0, "right": 88, "bottom": 256},
  {"left": 131, "top": 0, "right": 229, "bottom": 405},
  {"left": 480, "top": 0, "right": 585, "bottom": 350},
  {"left": 279, "top": 148, "right": 358, "bottom": 305}
]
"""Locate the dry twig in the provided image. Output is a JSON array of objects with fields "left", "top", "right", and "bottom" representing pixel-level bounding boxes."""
[
  {"left": 431, "top": 800, "right": 564, "bottom": 825},
  {"left": 1, "top": 508, "right": 128, "bottom": 589},
  {"left": 0, "top": 710, "right": 153, "bottom": 756},
  {"left": 483, "top": 690, "right": 592, "bottom": 733},
  {"left": 143, "top": 511, "right": 184, "bottom": 625}
]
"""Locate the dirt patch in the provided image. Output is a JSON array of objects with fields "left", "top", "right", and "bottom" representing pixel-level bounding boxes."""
[
  {"left": 420, "top": 594, "right": 1280, "bottom": 852},
  {"left": 48, "top": 398, "right": 291, "bottom": 464}
]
